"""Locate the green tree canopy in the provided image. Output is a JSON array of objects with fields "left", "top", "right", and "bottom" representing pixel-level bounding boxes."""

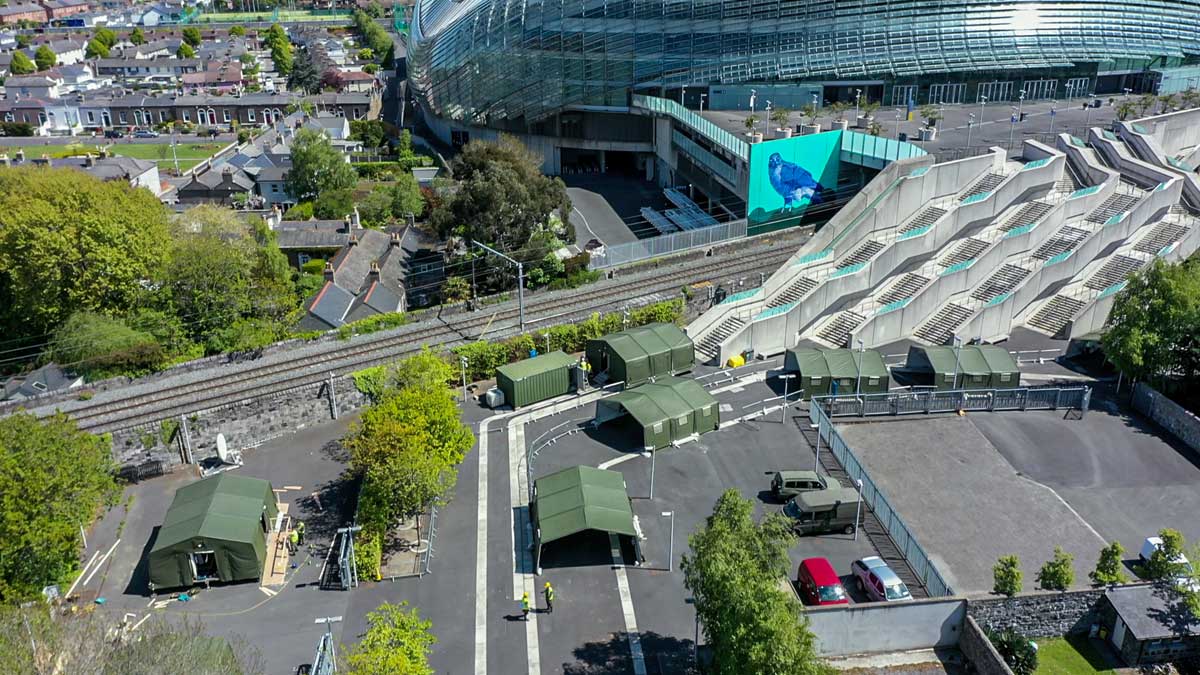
[
  {"left": 85, "top": 38, "right": 110, "bottom": 59},
  {"left": 129, "top": 27, "right": 146, "bottom": 45},
  {"left": 49, "top": 312, "right": 165, "bottom": 378},
  {"left": 381, "top": 43, "right": 395, "bottom": 69},
  {"left": 15, "top": 34, "right": 30, "bottom": 48},
  {"left": 0, "top": 167, "right": 171, "bottom": 340},
  {"left": 177, "top": 43, "right": 196, "bottom": 59},
  {"left": 681, "top": 489, "right": 829, "bottom": 675},
  {"left": 93, "top": 26, "right": 117, "bottom": 48},
  {"left": 0, "top": 412, "right": 120, "bottom": 602},
  {"left": 343, "top": 602, "right": 435, "bottom": 675},
  {"left": 9, "top": 50, "right": 35, "bottom": 75},
  {"left": 286, "top": 47, "right": 320, "bottom": 94},
  {"left": 391, "top": 171, "right": 424, "bottom": 218},
  {"left": 270, "top": 39, "right": 293, "bottom": 75},
  {"left": 1102, "top": 259, "right": 1200, "bottom": 384},
  {"left": 431, "top": 135, "right": 571, "bottom": 249},
  {"left": 229, "top": 25, "right": 246, "bottom": 37},
  {"left": 34, "top": 45, "right": 56, "bottom": 71},
  {"left": 264, "top": 23, "right": 287, "bottom": 50},
  {"left": 350, "top": 119, "right": 387, "bottom": 148},
  {"left": 182, "top": 26, "right": 203, "bottom": 47},
  {"left": 287, "top": 128, "right": 357, "bottom": 201},
  {"left": 314, "top": 188, "right": 355, "bottom": 220}
]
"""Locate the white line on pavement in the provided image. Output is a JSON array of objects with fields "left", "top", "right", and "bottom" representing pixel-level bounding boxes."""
[
  {"left": 475, "top": 416, "right": 494, "bottom": 675},
  {"left": 66, "top": 550, "right": 101, "bottom": 598},
  {"left": 572, "top": 207, "right": 602, "bottom": 247},
  {"left": 508, "top": 420, "right": 542, "bottom": 675},
  {"left": 609, "top": 533, "right": 647, "bottom": 675},
  {"left": 259, "top": 587, "right": 277, "bottom": 597},
  {"left": 82, "top": 538, "right": 120, "bottom": 588},
  {"left": 598, "top": 453, "right": 641, "bottom": 470},
  {"left": 1015, "top": 474, "right": 1108, "bottom": 544},
  {"left": 130, "top": 614, "right": 153, "bottom": 632}
]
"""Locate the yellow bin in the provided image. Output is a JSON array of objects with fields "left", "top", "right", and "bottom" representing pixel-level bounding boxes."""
[{"left": 726, "top": 354, "right": 746, "bottom": 368}]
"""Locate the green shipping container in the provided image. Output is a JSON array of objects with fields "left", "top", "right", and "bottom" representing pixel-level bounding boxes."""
[{"left": 496, "top": 351, "right": 577, "bottom": 409}]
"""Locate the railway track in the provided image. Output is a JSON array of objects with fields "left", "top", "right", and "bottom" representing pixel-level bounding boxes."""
[{"left": 54, "top": 243, "right": 795, "bottom": 433}]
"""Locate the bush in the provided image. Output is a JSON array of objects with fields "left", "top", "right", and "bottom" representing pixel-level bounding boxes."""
[
  {"left": 354, "top": 526, "right": 383, "bottom": 581},
  {"left": 1091, "top": 541, "right": 1128, "bottom": 586},
  {"left": 1037, "top": 547, "right": 1075, "bottom": 591},
  {"left": 283, "top": 201, "right": 314, "bottom": 220},
  {"left": 336, "top": 311, "right": 409, "bottom": 339},
  {"left": 301, "top": 258, "right": 326, "bottom": 275},
  {"left": 352, "top": 365, "right": 389, "bottom": 401},
  {"left": 237, "top": 129, "right": 251, "bottom": 145},
  {"left": 1145, "top": 528, "right": 1188, "bottom": 580},
  {"left": 990, "top": 630, "right": 1038, "bottom": 675},
  {"left": 993, "top": 554, "right": 1022, "bottom": 596},
  {"left": 352, "top": 158, "right": 434, "bottom": 180}
]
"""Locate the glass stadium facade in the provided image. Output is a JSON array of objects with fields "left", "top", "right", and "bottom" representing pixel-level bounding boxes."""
[{"left": 409, "top": 0, "right": 1200, "bottom": 128}]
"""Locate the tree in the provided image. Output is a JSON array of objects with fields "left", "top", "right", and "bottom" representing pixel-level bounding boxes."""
[
  {"left": 770, "top": 106, "right": 792, "bottom": 128},
  {"left": 391, "top": 171, "right": 425, "bottom": 218},
  {"left": 0, "top": 412, "right": 120, "bottom": 602},
  {"left": 1091, "top": 541, "right": 1128, "bottom": 586},
  {"left": 34, "top": 45, "right": 56, "bottom": 71},
  {"left": 993, "top": 554, "right": 1022, "bottom": 596},
  {"left": 358, "top": 47, "right": 375, "bottom": 61},
  {"left": 343, "top": 602, "right": 435, "bottom": 675},
  {"left": 1116, "top": 100, "right": 1137, "bottom": 121},
  {"left": 1145, "top": 528, "right": 1188, "bottom": 580},
  {"left": 177, "top": 42, "right": 196, "bottom": 59},
  {"left": 93, "top": 26, "right": 117, "bottom": 48},
  {"left": 744, "top": 114, "right": 759, "bottom": 133},
  {"left": 287, "top": 128, "right": 358, "bottom": 201},
  {"left": 1102, "top": 260, "right": 1200, "bottom": 385},
  {"left": 990, "top": 630, "right": 1038, "bottom": 675},
  {"left": 129, "top": 26, "right": 146, "bottom": 44},
  {"left": 9, "top": 50, "right": 35, "bottom": 75},
  {"left": 15, "top": 34, "right": 30, "bottom": 48},
  {"left": 270, "top": 39, "right": 293, "bottom": 75},
  {"left": 443, "top": 276, "right": 471, "bottom": 305},
  {"left": 680, "top": 490, "right": 827, "bottom": 675},
  {"left": 229, "top": 24, "right": 246, "bottom": 37},
  {"left": 358, "top": 185, "right": 397, "bottom": 227},
  {"left": 1036, "top": 547, "right": 1075, "bottom": 591},
  {"left": 350, "top": 119, "right": 387, "bottom": 148},
  {"left": 364, "top": 0, "right": 386, "bottom": 18},
  {"left": 381, "top": 43, "right": 395, "bottom": 69},
  {"left": 0, "top": 168, "right": 171, "bottom": 341},
  {"left": 286, "top": 48, "right": 320, "bottom": 94},
  {"left": 431, "top": 135, "right": 571, "bottom": 248},
  {"left": 264, "top": 23, "right": 288, "bottom": 50},
  {"left": 49, "top": 312, "right": 165, "bottom": 378},
  {"left": 85, "top": 38, "right": 110, "bottom": 59},
  {"left": 346, "top": 384, "right": 474, "bottom": 526},
  {"left": 363, "top": 63, "right": 379, "bottom": 75},
  {"left": 182, "top": 26, "right": 203, "bottom": 47},
  {"left": 391, "top": 347, "right": 456, "bottom": 390},
  {"left": 314, "top": 188, "right": 355, "bottom": 220}
]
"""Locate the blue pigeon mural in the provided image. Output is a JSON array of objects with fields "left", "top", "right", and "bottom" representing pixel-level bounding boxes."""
[
  {"left": 768, "top": 152, "right": 827, "bottom": 207},
  {"left": 747, "top": 131, "right": 841, "bottom": 230}
]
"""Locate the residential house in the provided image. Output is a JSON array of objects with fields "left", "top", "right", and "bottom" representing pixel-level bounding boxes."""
[
  {"left": 300, "top": 228, "right": 409, "bottom": 331},
  {"left": 1103, "top": 584, "right": 1200, "bottom": 665},
  {"left": 0, "top": 149, "right": 163, "bottom": 195},
  {"left": 27, "top": 39, "right": 86, "bottom": 66},
  {"left": 303, "top": 112, "right": 351, "bottom": 140},
  {"left": 0, "top": 4, "right": 49, "bottom": 24},
  {"left": 176, "top": 165, "right": 255, "bottom": 204},
  {"left": 111, "top": 39, "right": 176, "bottom": 59},
  {"left": 335, "top": 70, "right": 376, "bottom": 93},
  {"left": 95, "top": 56, "right": 202, "bottom": 79},
  {"left": 137, "top": 4, "right": 183, "bottom": 26},
  {"left": 55, "top": 63, "right": 108, "bottom": 93},
  {"left": 41, "top": 0, "right": 89, "bottom": 20},
  {"left": 0, "top": 32, "right": 17, "bottom": 50},
  {"left": 181, "top": 60, "right": 243, "bottom": 94},
  {"left": 1, "top": 363, "right": 83, "bottom": 401},
  {"left": 252, "top": 165, "right": 293, "bottom": 207},
  {"left": 5, "top": 74, "right": 64, "bottom": 100},
  {"left": 266, "top": 210, "right": 353, "bottom": 267}
]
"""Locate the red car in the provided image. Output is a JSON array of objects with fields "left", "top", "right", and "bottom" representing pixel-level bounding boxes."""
[{"left": 796, "top": 557, "right": 849, "bottom": 606}]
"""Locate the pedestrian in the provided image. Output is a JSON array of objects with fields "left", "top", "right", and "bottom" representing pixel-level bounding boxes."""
[
  {"left": 521, "top": 592, "right": 531, "bottom": 621},
  {"left": 543, "top": 582, "right": 555, "bottom": 614},
  {"left": 295, "top": 520, "right": 306, "bottom": 546},
  {"left": 288, "top": 528, "right": 299, "bottom": 555}
]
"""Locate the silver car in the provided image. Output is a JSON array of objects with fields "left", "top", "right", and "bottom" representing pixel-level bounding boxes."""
[{"left": 851, "top": 557, "right": 912, "bottom": 602}]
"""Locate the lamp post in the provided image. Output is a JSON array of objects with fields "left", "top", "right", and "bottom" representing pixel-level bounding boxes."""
[
  {"left": 894, "top": 108, "right": 902, "bottom": 138},
  {"left": 662, "top": 511, "right": 675, "bottom": 571},
  {"left": 813, "top": 414, "right": 823, "bottom": 473},
  {"left": 1008, "top": 105, "right": 1019, "bottom": 150},
  {"left": 853, "top": 478, "right": 864, "bottom": 540},
  {"left": 749, "top": 88, "right": 757, "bottom": 113},
  {"left": 855, "top": 88, "right": 862, "bottom": 120},
  {"left": 979, "top": 94, "right": 988, "bottom": 124},
  {"left": 854, "top": 339, "right": 865, "bottom": 397},
  {"left": 460, "top": 356, "right": 468, "bottom": 402},
  {"left": 1049, "top": 101, "right": 1057, "bottom": 134},
  {"left": 967, "top": 113, "right": 976, "bottom": 147},
  {"left": 1086, "top": 93, "right": 1096, "bottom": 127},
  {"left": 778, "top": 372, "right": 797, "bottom": 423},
  {"left": 952, "top": 335, "right": 963, "bottom": 390},
  {"left": 699, "top": 93, "right": 707, "bottom": 114},
  {"left": 680, "top": 85, "right": 686, "bottom": 106},
  {"left": 472, "top": 240, "right": 525, "bottom": 331}
]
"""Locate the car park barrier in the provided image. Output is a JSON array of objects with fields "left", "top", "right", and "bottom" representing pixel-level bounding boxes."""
[{"left": 814, "top": 385, "right": 1090, "bottom": 418}]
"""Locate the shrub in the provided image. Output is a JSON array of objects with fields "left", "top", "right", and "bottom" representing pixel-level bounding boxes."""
[
  {"left": 990, "top": 630, "right": 1038, "bottom": 675},
  {"left": 352, "top": 365, "right": 389, "bottom": 401},
  {"left": 993, "top": 554, "right": 1022, "bottom": 596},
  {"left": 283, "top": 201, "right": 314, "bottom": 220},
  {"left": 352, "top": 158, "right": 434, "bottom": 179},
  {"left": 1037, "top": 547, "right": 1075, "bottom": 591},
  {"left": 337, "top": 311, "right": 410, "bottom": 339},
  {"left": 354, "top": 526, "right": 383, "bottom": 581},
  {"left": 1145, "top": 528, "right": 1188, "bottom": 580},
  {"left": 301, "top": 258, "right": 326, "bottom": 275},
  {"left": 159, "top": 419, "right": 180, "bottom": 446},
  {"left": 1091, "top": 541, "right": 1128, "bottom": 586}
]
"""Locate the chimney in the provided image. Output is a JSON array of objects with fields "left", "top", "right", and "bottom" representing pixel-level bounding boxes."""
[
  {"left": 342, "top": 215, "right": 351, "bottom": 233},
  {"left": 368, "top": 261, "right": 380, "bottom": 280},
  {"left": 389, "top": 231, "right": 401, "bottom": 248},
  {"left": 98, "top": 148, "right": 108, "bottom": 159},
  {"left": 348, "top": 234, "right": 358, "bottom": 247},
  {"left": 84, "top": 153, "right": 95, "bottom": 167},
  {"left": 352, "top": 206, "right": 361, "bottom": 229},
  {"left": 323, "top": 261, "right": 334, "bottom": 282}
]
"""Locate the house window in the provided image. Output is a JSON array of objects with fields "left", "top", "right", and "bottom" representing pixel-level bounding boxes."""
[
  {"left": 223, "top": 109, "right": 230, "bottom": 123},
  {"left": 270, "top": 184, "right": 279, "bottom": 193},
  {"left": 335, "top": 107, "right": 345, "bottom": 117},
  {"left": 119, "top": 111, "right": 126, "bottom": 123},
  {"left": 37, "top": 113, "right": 46, "bottom": 124},
  {"left": 183, "top": 110, "right": 190, "bottom": 122},
  {"left": 86, "top": 110, "right": 95, "bottom": 123},
  {"left": 159, "top": 110, "right": 168, "bottom": 123},
  {"left": 272, "top": 108, "right": 281, "bottom": 121},
  {"left": 353, "top": 108, "right": 364, "bottom": 120},
  {"left": 247, "top": 109, "right": 255, "bottom": 122},
  {"left": 134, "top": 110, "right": 143, "bottom": 125}
]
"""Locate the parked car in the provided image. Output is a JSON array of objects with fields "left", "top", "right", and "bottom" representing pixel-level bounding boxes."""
[
  {"left": 851, "top": 557, "right": 912, "bottom": 602},
  {"left": 783, "top": 486, "right": 861, "bottom": 535},
  {"left": 796, "top": 557, "right": 849, "bottom": 606},
  {"left": 104, "top": 128, "right": 125, "bottom": 139},
  {"left": 770, "top": 470, "right": 839, "bottom": 501},
  {"left": 133, "top": 129, "right": 159, "bottom": 138},
  {"left": 1140, "top": 536, "right": 1198, "bottom": 589}
]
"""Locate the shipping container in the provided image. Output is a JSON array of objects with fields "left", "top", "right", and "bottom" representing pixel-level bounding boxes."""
[{"left": 495, "top": 351, "right": 577, "bottom": 409}]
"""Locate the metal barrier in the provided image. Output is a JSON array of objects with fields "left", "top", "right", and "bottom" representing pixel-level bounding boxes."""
[
  {"left": 816, "top": 386, "right": 1091, "bottom": 418},
  {"left": 420, "top": 504, "right": 438, "bottom": 576},
  {"left": 589, "top": 219, "right": 748, "bottom": 269},
  {"left": 808, "top": 401, "right": 956, "bottom": 597}
]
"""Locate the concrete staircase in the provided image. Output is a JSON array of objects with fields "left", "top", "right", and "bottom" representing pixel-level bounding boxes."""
[
  {"left": 837, "top": 239, "right": 885, "bottom": 269},
  {"left": 959, "top": 172, "right": 1007, "bottom": 201},
  {"left": 1085, "top": 193, "right": 1142, "bottom": 223},
  {"left": 877, "top": 273, "right": 930, "bottom": 305},
  {"left": 913, "top": 303, "right": 974, "bottom": 344},
  {"left": 766, "top": 276, "right": 819, "bottom": 309},
  {"left": 999, "top": 201, "right": 1055, "bottom": 232},
  {"left": 898, "top": 205, "right": 948, "bottom": 234},
  {"left": 695, "top": 315, "right": 746, "bottom": 361},
  {"left": 1084, "top": 255, "right": 1144, "bottom": 290},
  {"left": 816, "top": 311, "right": 866, "bottom": 348},
  {"left": 1027, "top": 295, "right": 1087, "bottom": 336},
  {"left": 1032, "top": 226, "right": 1090, "bottom": 260},
  {"left": 938, "top": 237, "right": 989, "bottom": 267},
  {"left": 1134, "top": 221, "right": 1191, "bottom": 254},
  {"left": 970, "top": 264, "right": 1031, "bottom": 303}
]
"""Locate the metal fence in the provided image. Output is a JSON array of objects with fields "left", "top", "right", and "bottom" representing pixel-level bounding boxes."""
[
  {"left": 589, "top": 219, "right": 748, "bottom": 269},
  {"left": 816, "top": 386, "right": 1091, "bottom": 418},
  {"left": 809, "top": 401, "right": 956, "bottom": 597}
]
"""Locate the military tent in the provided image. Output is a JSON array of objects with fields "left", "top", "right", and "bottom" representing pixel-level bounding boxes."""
[
  {"left": 594, "top": 376, "right": 719, "bottom": 449},
  {"left": 783, "top": 347, "right": 890, "bottom": 398},
  {"left": 148, "top": 474, "right": 279, "bottom": 591},
  {"left": 903, "top": 344, "right": 1020, "bottom": 390},
  {"left": 531, "top": 465, "right": 638, "bottom": 571},
  {"left": 585, "top": 323, "right": 693, "bottom": 386}
]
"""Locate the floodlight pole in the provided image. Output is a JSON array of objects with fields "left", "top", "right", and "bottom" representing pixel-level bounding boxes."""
[
  {"left": 460, "top": 356, "right": 468, "bottom": 402},
  {"left": 314, "top": 616, "right": 343, "bottom": 675},
  {"left": 649, "top": 448, "right": 656, "bottom": 500},
  {"left": 853, "top": 479, "right": 864, "bottom": 541},
  {"left": 779, "top": 373, "right": 797, "bottom": 423},
  {"left": 813, "top": 415, "right": 822, "bottom": 473},
  {"left": 473, "top": 240, "right": 524, "bottom": 331}
]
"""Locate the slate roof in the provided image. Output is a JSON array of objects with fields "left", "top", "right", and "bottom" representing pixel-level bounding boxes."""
[
  {"left": 303, "top": 280, "right": 356, "bottom": 329},
  {"left": 1107, "top": 584, "right": 1200, "bottom": 641},
  {"left": 329, "top": 229, "right": 391, "bottom": 292}
]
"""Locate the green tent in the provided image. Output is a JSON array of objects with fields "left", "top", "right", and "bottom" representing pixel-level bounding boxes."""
[
  {"left": 594, "top": 376, "right": 719, "bottom": 449},
  {"left": 784, "top": 347, "right": 890, "bottom": 398},
  {"left": 532, "top": 465, "right": 637, "bottom": 571},
  {"left": 904, "top": 345, "right": 1020, "bottom": 390},
  {"left": 148, "top": 474, "right": 279, "bottom": 591},
  {"left": 496, "top": 351, "right": 576, "bottom": 408},
  {"left": 585, "top": 323, "right": 694, "bottom": 386}
]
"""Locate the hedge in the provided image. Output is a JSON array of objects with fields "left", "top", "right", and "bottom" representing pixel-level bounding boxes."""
[
  {"left": 352, "top": 158, "right": 434, "bottom": 179},
  {"left": 337, "top": 311, "right": 410, "bottom": 339},
  {"left": 354, "top": 527, "right": 383, "bottom": 581}
]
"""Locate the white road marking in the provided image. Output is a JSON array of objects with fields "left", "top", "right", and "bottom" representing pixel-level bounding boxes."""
[
  {"left": 1015, "top": 474, "right": 1108, "bottom": 545},
  {"left": 609, "top": 533, "right": 647, "bottom": 675},
  {"left": 258, "top": 587, "right": 277, "bottom": 597},
  {"left": 571, "top": 206, "right": 602, "bottom": 246},
  {"left": 709, "top": 370, "right": 767, "bottom": 395},
  {"left": 130, "top": 614, "right": 153, "bottom": 632},
  {"left": 83, "top": 538, "right": 121, "bottom": 587},
  {"left": 475, "top": 416, "right": 494, "bottom": 675},
  {"left": 508, "top": 420, "right": 542, "bottom": 675},
  {"left": 598, "top": 453, "right": 641, "bottom": 470},
  {"left": 67, "top": 551, "right": 101, "bottom": 598}
]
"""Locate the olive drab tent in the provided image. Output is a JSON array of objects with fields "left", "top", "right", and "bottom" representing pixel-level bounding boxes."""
[
  {"left": 783, "top": 347, "right": 890, "bottom": 399},
  {"left": 585, "top": 323, "right": 694, "bottom": 387},
  {"left": 903, "top": 344, "right": 1020, "bottom": 390},
  {"left": 531, "top": 465, "right": 639, "bottom": 572},
  {"left": 147, "top": 474, "right": 279, "bottom": 591},
  {"left": 594, "top": 376, "right": 719, "bottom": 449},
  {"left": 495, "top": 351, "right": 576, "bottom": 409}
]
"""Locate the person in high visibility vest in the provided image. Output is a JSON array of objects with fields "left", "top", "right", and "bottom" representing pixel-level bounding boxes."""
[
  {"left": 543, "top": 581, "right": 555, "bottom": 613},
  {"left": 287, "top": 529, "right": 299, "bottom": 554},
  {"left": 521, "top": 592, "right": 531, "bottom": 621},
  {"left": 295, "top": 520, "right": 306, "bottom": 545}
]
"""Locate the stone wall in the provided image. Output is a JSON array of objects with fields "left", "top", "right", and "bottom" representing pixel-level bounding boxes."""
[
  {"left": 968, "top": 590, "right": 1106, "bottom": 638},
  {"left": 111, "top": 375, "right": 369, "bottom": 467},
  {"left": 959, "top": 615, "right": 1015, "bottom": 675},
  {"left": 1132, "top": 382, "right": 1200, "bottom": 452}
]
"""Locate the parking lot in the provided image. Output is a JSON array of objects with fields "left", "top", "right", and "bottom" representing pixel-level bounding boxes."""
[{"left": 565, "top": 173, "right": 674, "bottom": 244}]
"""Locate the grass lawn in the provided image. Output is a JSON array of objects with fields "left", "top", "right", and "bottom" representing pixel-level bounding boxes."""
[
  {"left": 197, "top": 10, "right": 350, "bottom": 21},
  {"left": 1035, "top": 636, "right": 1116, "bottom": 675}
]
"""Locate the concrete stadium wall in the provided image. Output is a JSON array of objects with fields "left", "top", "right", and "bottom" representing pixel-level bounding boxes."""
[
  {"left": 1119, "top": 123, "right": 1200, "bottom": 207},
  {"left": 1089, "top": 130, "right": 1177, "bottom": 189},
  {"left": 1058, "top": 136, "right": 1123, "bottom": 189},
  {"left": 808, "top": 598, "right": 967, "bottom": 657},
  {"left": 1144, "top": 108, "right": 1200, "bottom": 157},
  {"left": 1133, "top": 383, "right": 1200, "bottom": 452}
]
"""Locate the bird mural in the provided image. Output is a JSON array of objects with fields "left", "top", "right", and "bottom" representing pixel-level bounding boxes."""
[{"left": 767, "top": 152, "right": 827, "bottom": 209}]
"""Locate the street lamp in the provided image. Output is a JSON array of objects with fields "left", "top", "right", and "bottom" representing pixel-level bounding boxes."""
[
  {"left": 460, "top": 356, "right": 469, "bottom": 402},
  {"left": 855, "top": 88, "right": 862, "bottom": 119},
  {"left": 952, "top": 335, "right": 963, "bottom": 390},
  {"left": 777, "top": 372, "right": 798, "bottom": 423},
  {"left": 699, "top": 93, "right": 707, "bottom": 114},
  {"left": 853, "top": 479, "right": 864, "bottom": 540},
  {"left": 979, "top": 94, "right": 988, "bottom": 124},
  {"left": 472, "top": 240, "right": 525, "bottom": 331},
  {"left": 894, "top": 108, "right": 903, "bottom": 138},
  {"left": 749, "top": 88, "right": 757, "bottom": 113},
  {"left": 1049, "top": 100, "right": 1057, "bottom": 134},
  {"left": 854, "top": 339, "right": 865, "bottom": 397},
  {"left": 1008, "top": 105, "right": 1019, "bottom": 150},
  {"left": 967, "top": 113, "right": 976, "bottom": 147},
  {"left": 662, "top": 511, "right": 675, "bottom": 571},
  {"left": 680, "top": 85, "right": 687, "bottom": 106},
  {"left": 1086, "top": 93, "right": 1096, "bottom": 127}
]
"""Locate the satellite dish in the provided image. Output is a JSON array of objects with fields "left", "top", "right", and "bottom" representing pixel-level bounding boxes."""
[{"left": 216, "top": 434, "right": 229, "bottom": 463}]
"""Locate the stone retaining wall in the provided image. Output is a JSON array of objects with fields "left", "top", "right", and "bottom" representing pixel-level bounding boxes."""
[
  {"left": 1133, "top": 382, "right": 1200, "bottom": 452},
  {"left": 960, "top": 615, "right": 1015, "bottom": 675},
  {"left": 968, "top": 589, "right": 1106, "bottom": 638}
]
